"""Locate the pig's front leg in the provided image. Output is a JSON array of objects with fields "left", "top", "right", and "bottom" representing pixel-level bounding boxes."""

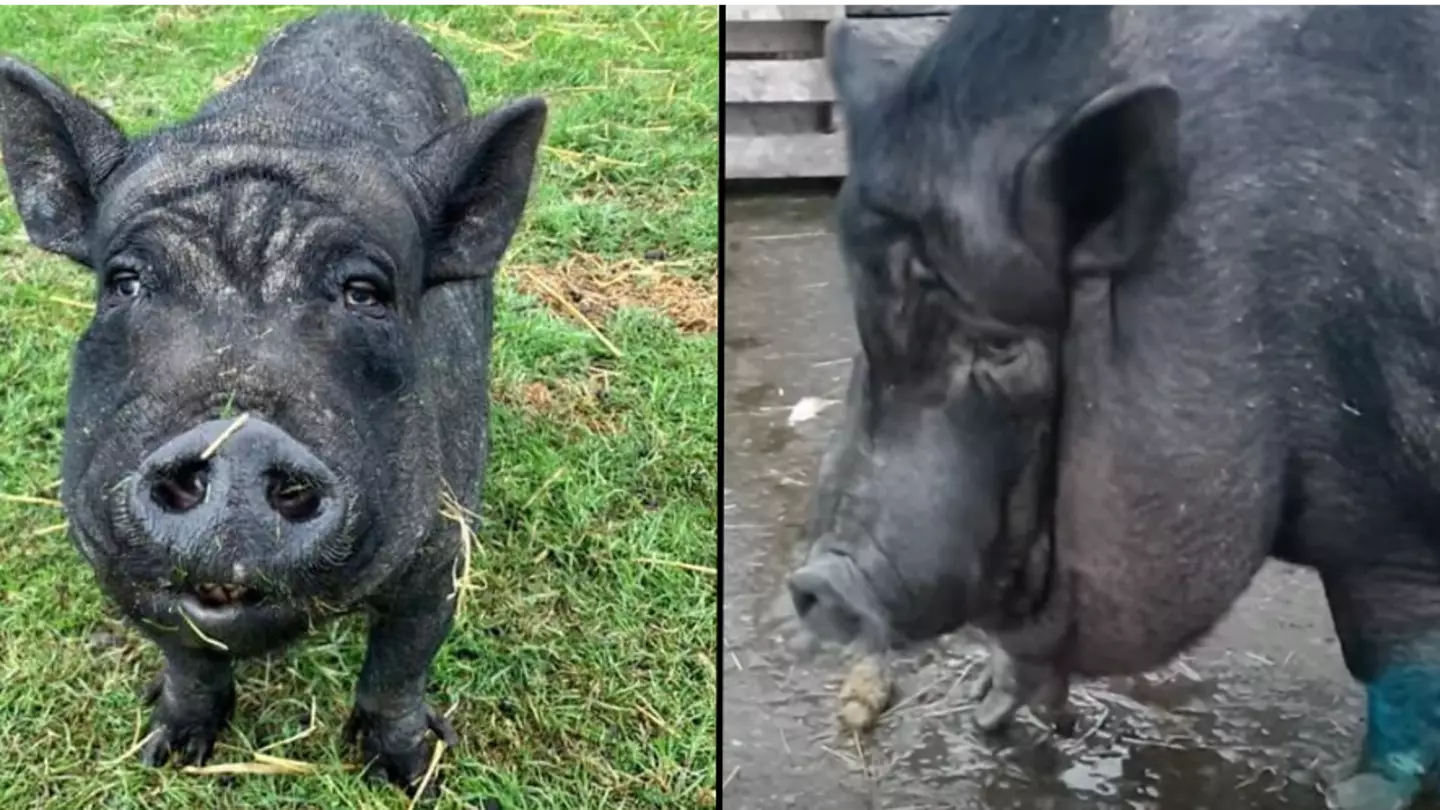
[
  {"left": 1321, "top": 570, "right": 1440, "bottom": 810},
  {"left": 138, "top": 637, "right": 235, "bottom": 767},
  {"left": 967, "top": 640, "right": 1073, "bottom": 735},
  {"left": 345, "top": 588, "right": 458, "bottom": 794}
]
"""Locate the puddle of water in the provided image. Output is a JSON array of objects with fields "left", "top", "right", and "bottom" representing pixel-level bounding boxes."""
[{"left": 721, "top": 192, "right": 1434, "bottom": 810}]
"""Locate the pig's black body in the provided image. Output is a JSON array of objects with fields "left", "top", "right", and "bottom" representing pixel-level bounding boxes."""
[
  {"left": 792, "top": 7, "right": 1440, "bottom": 809},
  {"left": 0, "top": 11, "right": 546, "bottom": 792}
]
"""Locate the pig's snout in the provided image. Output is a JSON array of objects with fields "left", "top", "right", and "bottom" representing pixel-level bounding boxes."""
[
  {"left": 788, "top": 552, "right": 884, "bottom": 646},
  {"left": 130, "top": 417, "right": 345, "bottom": 574}
]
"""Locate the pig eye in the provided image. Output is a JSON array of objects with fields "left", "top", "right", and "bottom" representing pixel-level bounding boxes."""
[
  {"left": 342, "top": 279, "right": 387, "bottom": 314},
  {"left": 977, "top": 337, "right": 1023, "bottom": 365},
  {"left": 106, "top": 269, "right": 142, "bottom": 300}
]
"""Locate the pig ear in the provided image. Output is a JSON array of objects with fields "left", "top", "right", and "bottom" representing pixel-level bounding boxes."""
[
  {"left": 0, "top": 57, "right": 129, "bottom": 266},
  {"left": 826, "top": 20, "right": 906, "bottom": 116},
  {"left": 1014, "top": 80, "right": 1181, "bottom": 277},
  {"left": 408, "top": 97, "right": 547, "bottom": 286}
]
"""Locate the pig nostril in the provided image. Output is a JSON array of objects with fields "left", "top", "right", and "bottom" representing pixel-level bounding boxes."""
[
  {"left": 792, "top": 586, "right": 819, "bottom": 618},
  {"left": 149, "top": 460, "right": 210, "bottom": 514},
  {"left": 264, "top": 470, "right": 323, "bottom": 523}
]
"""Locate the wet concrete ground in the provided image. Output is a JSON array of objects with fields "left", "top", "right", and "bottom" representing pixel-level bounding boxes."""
[{"left": 720, "top": 193, "right": 1440, "bottom": 810}]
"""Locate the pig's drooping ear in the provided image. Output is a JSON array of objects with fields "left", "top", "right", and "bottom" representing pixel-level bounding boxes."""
[
  {"left": 0, "top": 57, "right": 129, "bottom": 266},
  {"left": 1014, "top": 80, "right": 1181, "bottom": 277},
  {"left": 408, "top": 96, "right": 547, "bottom": 286}
]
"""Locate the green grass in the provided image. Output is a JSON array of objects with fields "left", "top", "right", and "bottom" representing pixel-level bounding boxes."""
[{"left": 0, "top": 6, "right": 717, "bottom": 809}]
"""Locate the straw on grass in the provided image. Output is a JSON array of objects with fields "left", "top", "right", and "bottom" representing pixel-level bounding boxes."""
[
  {"left": 254, "top": 697, "right": 317, "bottom": 754},
  {"left": 183, "top": 755, "right": 317, "bottom": 776},
  {"left": 49, "top": 296, "right": 95, "bottom": 311},
  {"left": 0, "top": 493, "right": 62, "bottom": 508},
  {"left": 419, "top": 20, "right": 532, "bottom": 62},
  {"left": 634, "top": 557, "right": 716, "bottom": 576},
  {"left": 405, "top": 739, "right": 448, "bottom": 810},
  {"left": 524, "top": 273, "right": 624, "bottom": 358},
  {"left": 634, "top": 698, "right": 674, "bottom": 735},
  {"left": 103, "top": 728, "right": 161, "bottom": 769},
  {"left": 521, "top": 466, "right": 566, "bottom": 510}
]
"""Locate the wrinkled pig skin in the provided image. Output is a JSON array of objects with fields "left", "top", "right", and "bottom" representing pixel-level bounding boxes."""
[
  {"left": 0, "top": 10, "right": 546, "bottom": 793},
  {"left": 789, "top": 7, "right": 1440, "bottom": 809}
]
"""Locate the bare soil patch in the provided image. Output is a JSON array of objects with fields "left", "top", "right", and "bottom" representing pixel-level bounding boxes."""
[
  {"left": 514, "top": 253, "right": 717, "bottom": 334},
  {"left": 494, "top": 367, "right": 623, "bottom": 434}
]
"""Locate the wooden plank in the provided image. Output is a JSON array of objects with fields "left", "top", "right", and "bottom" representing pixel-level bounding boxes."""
[
  {"left": 726, "top": 59, "right": 834, "bottom": 103},
  {"left": 725, "top": 133, "right": 848, "bottom": 180},
  {"left": 724, "top": 20, "right": 825, "bottom": 56},
  {"left": 726, "top": 103, "right": 828, "bottom": 136},
  {"left": 725, "top": 5, "right": 843, "bottom": 23},
  {"left": 719, "top": 15, "right": 954, "bottom": 180},
  {"left": 846, "top": 6, "right": 954, "bottom": 17}
]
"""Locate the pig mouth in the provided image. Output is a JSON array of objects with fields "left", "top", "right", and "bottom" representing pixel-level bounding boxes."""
[
  {"left": 145, "top": 580, "right": 312, "bottom": 657},
  {"left": 167, "top": 581, "right": 298, "bottom": 631},
  {"left": 185, "top": 581, "right": 265, "bottom": 608}
]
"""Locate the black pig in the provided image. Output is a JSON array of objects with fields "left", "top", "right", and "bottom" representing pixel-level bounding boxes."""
[
  {"left": 790, "top": 7, "right": 1440, "bottom": 809},
  {"left": 0, "top": 11, "right": 545, "bottom": 791}
]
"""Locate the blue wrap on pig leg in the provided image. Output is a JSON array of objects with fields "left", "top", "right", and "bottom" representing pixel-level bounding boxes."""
[
  {"left": 1323, "top": 573, "right": 1440, "bottom": 810},
  {"left": 1343, "top": 664, "right": 1440, "bottom": 808},
  {"left": 1367, "top": 664, "right": 1440, "bottom": 782}
]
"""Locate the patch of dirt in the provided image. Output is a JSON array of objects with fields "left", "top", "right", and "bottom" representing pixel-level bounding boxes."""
[
  {"left": 513, "top": 253, "right": 717, "bottom": 334},
  {"left": 494, "top": 367, "right": 623, "bottom": 434}
]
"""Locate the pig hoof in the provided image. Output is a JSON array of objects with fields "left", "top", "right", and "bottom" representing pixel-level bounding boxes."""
[
  {"left": 1033, "top": 677, "right": 1074, "bottom": 736},
  {"left": 137, "top": 674, "right": 234, "bottom": 767},
  {"left": 345, "top": 705, "right": 459, "bottom": 794},
  {"left": 1036, "top": 705, "right": 1077, "bottom": 737},
  {"left": 963, "top": 667, "right": 994, "bottom": 703},
  {"left": 973, "top": 687, "right": 1023, "bottom": 732},
  {"left": 969, "top": 649, "right": 1021, "bottom": 731},
  {"left": 1325, "top": 773, "right": 1419, "bottom": 810}
]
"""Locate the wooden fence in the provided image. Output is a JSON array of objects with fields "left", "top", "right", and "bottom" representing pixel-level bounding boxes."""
[{"left": 724, "top": 5, "right": 952, "bottom": 181}]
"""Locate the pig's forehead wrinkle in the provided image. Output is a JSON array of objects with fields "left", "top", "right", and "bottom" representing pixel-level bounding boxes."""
[
  {"left": 99, "top": 144, "right": 422, "bottom": 248},
  {"left": 99, "top": 149, "right": 421, "bottom": 298},
  {"left": 103, "top": 183, "right": 377, "bottom": 300}
]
